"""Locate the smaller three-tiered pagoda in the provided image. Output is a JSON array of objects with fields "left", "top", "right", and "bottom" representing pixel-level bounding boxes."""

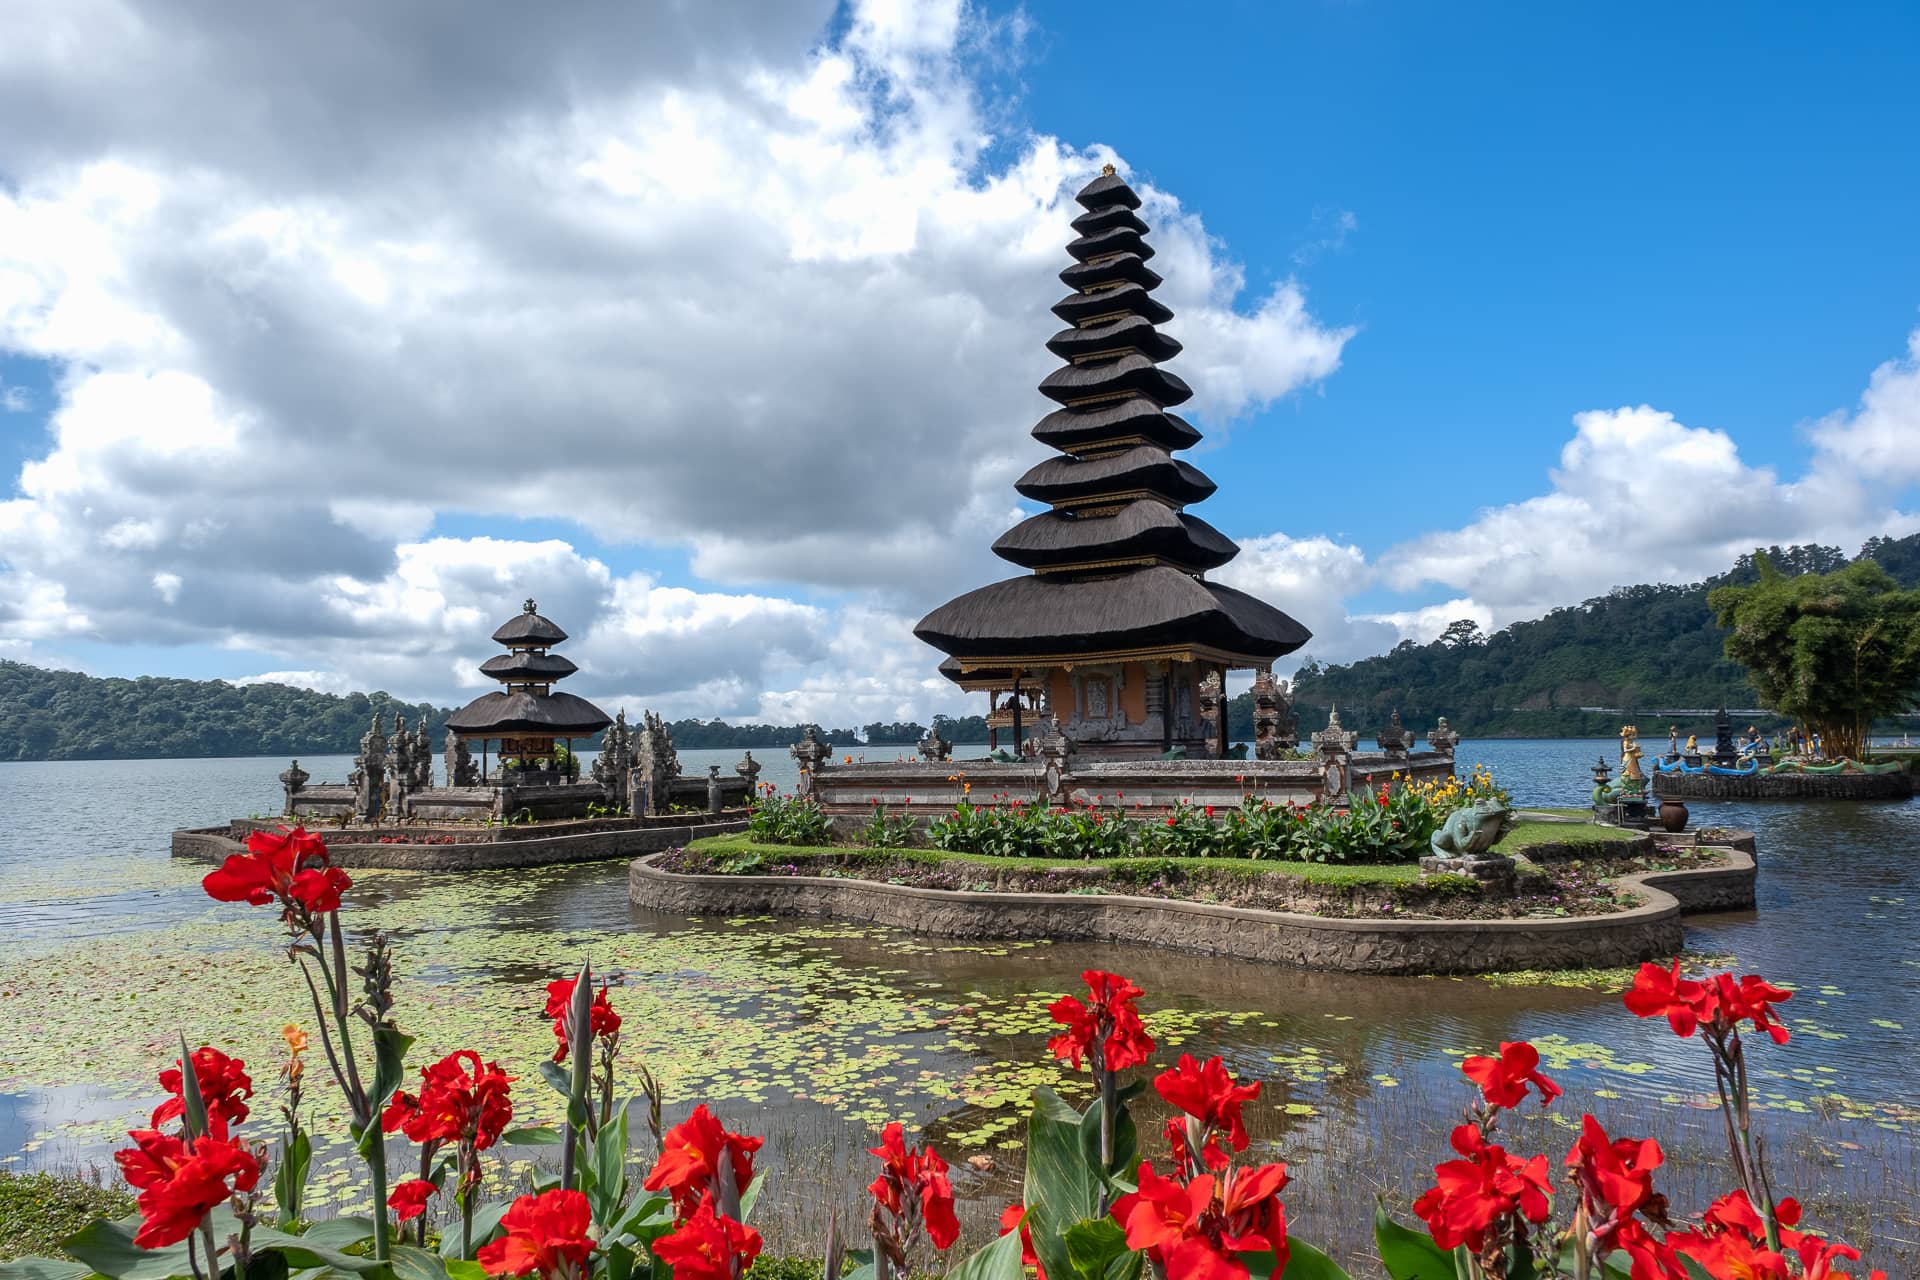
[
  {"left": 445, "top": 599, "right": 612, "bottom": 776},
  {"left": 915, "top": 166, "right": 1311, "bottom": 758}
]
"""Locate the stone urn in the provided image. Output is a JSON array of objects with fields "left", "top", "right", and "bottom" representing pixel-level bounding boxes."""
[{"left": 1657, "top": 799, "right": 1690, "bottom": 833}]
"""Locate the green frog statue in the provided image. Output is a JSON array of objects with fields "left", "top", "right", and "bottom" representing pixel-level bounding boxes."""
[{"left": 1428, "top": 796, "right": 1512, "bottom": 860}]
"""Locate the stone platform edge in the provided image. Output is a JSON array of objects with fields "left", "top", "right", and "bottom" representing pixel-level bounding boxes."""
[
  {"left": 626, "top": 848, "right": 1756, "bottom": 976},
  {"left": 1654, "top": 769, "right": 1913, "bottom": 800},
  {"left": 173, "top": 818, "right": 750, "bottom": 871}
]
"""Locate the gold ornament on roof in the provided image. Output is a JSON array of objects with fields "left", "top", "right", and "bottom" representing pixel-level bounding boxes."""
[{"left": 1101, "top": 163, "right": 1116, "bottom": 176}]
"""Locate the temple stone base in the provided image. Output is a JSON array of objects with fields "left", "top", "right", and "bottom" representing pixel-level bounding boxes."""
[{"left": 1653, "top": 770, "right": 1913, "bottom": 800}]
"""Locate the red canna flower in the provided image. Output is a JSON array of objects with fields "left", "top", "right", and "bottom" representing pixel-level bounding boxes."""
[
  {"left": 1668, "top": 1190, "right": 1882, "bottom": 1280},
  {"left": 997, "top": 1204, "right": 1044, "bottom": 1279},
  {"left": 381, "top": 1050, "right": 515, "bottom": 1156},
  {"left": 113, "top": 1128, "right": 261, "bottom": 1249},
  {"left": 1566, "top": 1114, "right": 1685, "bottom": 1278},
  {"left": 643, "top": 1104, "right": 762, "bottom": 1219},
  {"left": 1112, "top": 1159, "right": 1290, "bottom": 1280},
  {"left": 1623, "top": 963, "right": 1792, "bottom": 1045},
  {"left": 1460, "top": 1041, "right": 1562, "bottom": 1110},
  {"left": 152, "top": 1046, "right": 253, "bottom": 1140},
  {"left": 1411, "top": 1124, "right": 1552, "bottom": 1254},
  {"left": 388, "top": 1178, "right": 438, "bottom": 1224},
  {"left": 202, "top": 826, "right": 350, "bottom": 919},
  {"left": 476, "top": 1188, "right": 594, "bottom": 1279},
  {"left": 1048, "top": 970, "right": 1155, "bottom": 1072},
  {"left": 544, "top": 977, "right": 623, "bottom": 1062},
  {"left": 651, "top": 1192, "right": 763, "bottom": 1280},
  {"left": 1155, "top": 1054, "right": 1262, "bottom": 1167},
  {"left": 868, "top": 1122, "right": 960, "bottom": 1252}
]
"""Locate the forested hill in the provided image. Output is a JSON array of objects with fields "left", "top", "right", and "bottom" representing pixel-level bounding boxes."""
[
  {"left": 0, "top": 660, "right": 971, "bottom": 761},
  {"left": 0, "top": 663, "right": 452, "bottom": 762},
  {"left": 1276, "top": 534, "right": 1920, "bottom": 739}
]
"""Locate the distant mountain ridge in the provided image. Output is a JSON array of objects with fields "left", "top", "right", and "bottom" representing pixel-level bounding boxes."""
[{"left": 1264, "top": 533, "right": 1920, "bottom": 740}]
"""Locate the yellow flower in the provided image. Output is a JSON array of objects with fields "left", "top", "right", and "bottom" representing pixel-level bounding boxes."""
[{"left": 281, "top": 1024, "right": 308, "bottom": 1057}]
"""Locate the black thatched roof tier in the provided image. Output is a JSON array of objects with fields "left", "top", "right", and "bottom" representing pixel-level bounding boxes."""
[
  {"left": 1059, "top": 253, "right": 1162, "bottom": 293},
  {"left": 1051, "top": 282, "right": 1173, "bottom": 327},
  {"left": 1046, "top": 315, "right": 1181, "bottom": 363},
  {"left": 480, "top": 651, "right": 579, "bottom": 682},
  {"left": 1015, "top": 446, "right": 1216, "bottom": 508},
  {"left": 1075, "top": 171, "right": 1142, "bottom": 210},
  {"left": 1039, "top": 355, "right": 1192, "bottom": 407},
  {"left": 1071, "top": 204, "right": 1148, "bottom": 237},
  {"left": 444, "top": 690, "right": 612, "bottom": 737},
  {"left": 992, "top": 502, "right": 1238, "bottom": 572},
  {"left": 493, "top": 603, "right": 568, "bottom": 646},
  {"left": 1032, "top": 396, "right": 1201, "bottom": 454},
  {"left": 915, "top": 567, "right": 1309, "bottom": 665},
  {"left": 1067, "top": 226, "right": 1152, "bottom": 263}
]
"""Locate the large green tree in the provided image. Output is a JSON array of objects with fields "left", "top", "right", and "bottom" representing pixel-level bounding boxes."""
[{"left": 1708, "top": 554, "right": 1920, "bottom": 759}]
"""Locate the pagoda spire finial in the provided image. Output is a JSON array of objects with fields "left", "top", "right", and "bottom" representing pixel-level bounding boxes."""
[
  {"left": 523, "top": 597, "right": 538, "bottom": 615},
  {"left": 1101, "top": 162, "right": 1116, "bottom": 176}
]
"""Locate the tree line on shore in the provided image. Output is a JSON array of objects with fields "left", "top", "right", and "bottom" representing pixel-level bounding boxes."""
[
  {"left": 4, "top": 533, "right": 1915, "bottom": 761},
  {"left": 1279, "top": 533, "right": 1920, "bottom": 740}
]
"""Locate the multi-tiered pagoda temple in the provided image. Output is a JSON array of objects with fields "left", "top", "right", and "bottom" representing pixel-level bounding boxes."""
[
  {"left": 915, "top": 167, "right": 1310, "bottom": 759},
  {"left": 445, "top": 599, "right": 612, "bottom": 774}
]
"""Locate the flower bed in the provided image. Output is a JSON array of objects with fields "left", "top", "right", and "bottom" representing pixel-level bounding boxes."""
[
  {"left": 11, "top": 827, "right": 1884, "bottom": 1280},
  {"left": 752, "top": 767, "right": 1517, "bottom": 865}
]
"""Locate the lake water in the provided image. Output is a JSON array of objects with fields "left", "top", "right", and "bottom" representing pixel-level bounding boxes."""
[{"left": 0, "top": 741, "right": 1915, "bottom": 1269}]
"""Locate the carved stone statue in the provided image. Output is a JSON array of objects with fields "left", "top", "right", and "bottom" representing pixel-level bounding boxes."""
[
  {"left": 413, "top": 719, "right": 434, "bottom": 790},
  {"left": 353, "top": 715, "right": 388, "bottom": 822},
  {"left": 735, "top": 750, "right": 763, "bottom": 795},
  {"left": 789, "top": 725, "right": 831, "bottom": 800},
  {"left": 1035, "top": 713, "right": 1073, "bottom": 804},
  {"left": 1426, "top": 717, "right": 1461, "bottom": 755},
  {"left": 444, "top": 731, "right": 480, "bottom": 788},
  {"left": 593, "top": 709, "right": 634, "bottom": 808},
  {"left": 1196, "top": 669, "right": 1225, "bottom": 750},
  {"left": 387, "top": 713, "right": 415, "bottom": 816},
  {"left": 279, "top": 759, "right": 310, "bottom": 816},
  {"left": 1422, "top": 797, "right": 1516, "bottom": 892},
  {"left": 706, "top": 765, "right": 724, "bottom": 814},
  {"left": 632, "top": 711, "right": 680, "bottom": 815},
  {"left": 1250, "top": 668, "right": 1297, "bottom": 759},
  {"left": 1376, "top": 708, "right": 1410, "bottom": 758},
  {"left": 917, "top": 725, "right": 951, "bottom": 763}
]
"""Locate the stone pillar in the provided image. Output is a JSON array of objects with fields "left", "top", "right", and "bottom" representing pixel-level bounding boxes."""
[
  {"left": 706, "top": 765, "right": 724, "bottom": 815},
  {"left": 1426, "top": 717, "right": 1460, "bottom": 756},
  {"left": 790, "top": 726, "right": 831, "bottom": 800},
  {"left": 354, "top": 715, "right": 387, "bottom": 823},
  {"left": 1311, "top": 707, "right": 1358, "bottom": 802},
  {"left": 279, "top": 760, "right": 310, "bottom": 816}
]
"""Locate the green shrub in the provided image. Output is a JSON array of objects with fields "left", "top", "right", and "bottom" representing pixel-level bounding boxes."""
[{"left": 746, "top": 794, "right": 831, "bottom": 846}]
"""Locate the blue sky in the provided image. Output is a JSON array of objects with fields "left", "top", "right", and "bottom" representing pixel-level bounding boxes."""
[{"left": 1, "top": 0, "right": 1916, "bottom": 717}]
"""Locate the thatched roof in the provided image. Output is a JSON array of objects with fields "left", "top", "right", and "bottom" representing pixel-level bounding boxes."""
[
  {"left": 1032, "top": 396, "right": 1200, "bottom": 453},
  {"left": 445, "top": 690, "right": 612, "bottom": 737},
  {"left": 1039, "top": 354, "right": 1192, "bottom": 407},
  {"left": 1059, "top": 253, "right": 1163, "bottom": 293},
  {"left": 1015, "top": 446, "right": 1215, "bottom": 508},
  {"left": 1046, "top": 314, "right": 1182, "bottom": 363},
  {"left": 480, "top": 651, "right": 579, "bottom": 681},
  {"left": 915, "top": 567, "right": 1309, "bottom": 663},
  {"left": 492, "top": 601, "right": 568, "bottom": 646},
  {"left": 992, "top": 502, "right": 1238, "bottom": 572}
]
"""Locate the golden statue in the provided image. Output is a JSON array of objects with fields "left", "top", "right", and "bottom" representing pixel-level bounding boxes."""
[
  {"left": 1685, "top": 734, "right": 1698, "bottom": 755},
  {"left": 1619, "top": 725, "right": 1646, "bottom": 782}
]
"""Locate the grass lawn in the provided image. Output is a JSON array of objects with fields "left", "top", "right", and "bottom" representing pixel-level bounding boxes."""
[
  {"left": 1497, "top": 820, "right": 1643, "bottom": 853},
  {"left": 682, "top": 834, "right": 1426, "bottom": 885}
]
